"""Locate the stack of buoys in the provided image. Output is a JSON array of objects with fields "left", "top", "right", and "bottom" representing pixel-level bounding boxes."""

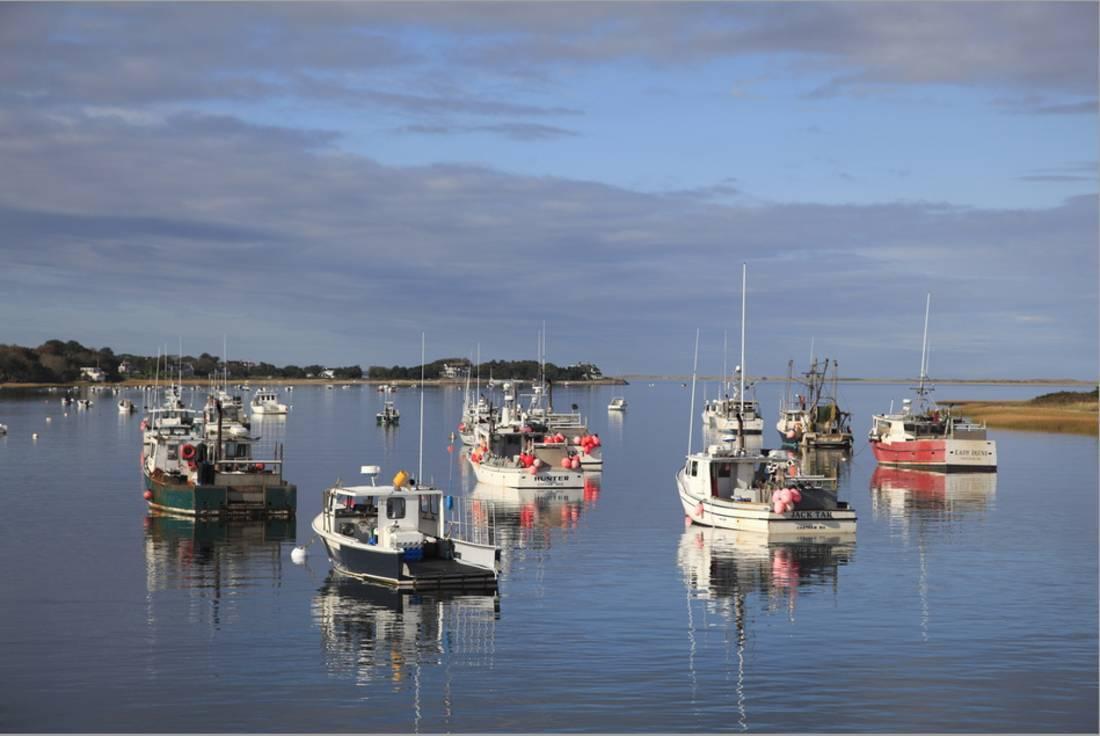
[
  {"left": 544, "top": 433, "right": 566, "bottom": 444},
  {"left": 519, "top": 453, "right": 536, "bottom": 468},
  {"left": 771, "top": 487, "right": 802, "bottom": 514},
  {"left": 528, "top": 458, "right": 543, "bottom": 475},
  {"left": 578, "top": 433, "right": 601, "bottom": 456},
  {"left": 470, "top": 450, "right": 483, "bottom": 464}
]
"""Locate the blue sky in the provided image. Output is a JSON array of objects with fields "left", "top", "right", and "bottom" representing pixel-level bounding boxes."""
[{"left": 0, "top": 2, "right": 1096, "bottom": 378}]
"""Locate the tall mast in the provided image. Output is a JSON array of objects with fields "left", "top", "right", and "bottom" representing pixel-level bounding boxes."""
[
  {"left": 418, "top": 332, "right": 425, "bottom": 484},
  {"left": 918, "top": 293, "right": 931, "bottom": 397},
  {"left": 739, "top": 263, "right": 746, "bottom": 419},
  {"left": 722, "top": 329, "right": 728, "bottom": 395},
  {"left": 687, "top": 328, "right": 700, "bottom": 455}
]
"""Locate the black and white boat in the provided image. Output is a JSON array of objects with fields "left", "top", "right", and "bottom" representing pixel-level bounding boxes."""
[{"left": 312, "top": 466, "right": 499, "bottom": 589}]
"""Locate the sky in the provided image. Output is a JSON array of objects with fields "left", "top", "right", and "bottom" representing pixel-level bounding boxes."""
[{"left": 0, "top": 1, "right": 1096, "bottom": 379}]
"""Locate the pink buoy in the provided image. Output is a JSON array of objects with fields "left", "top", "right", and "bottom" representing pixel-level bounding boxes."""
[
  {"left": 570, "top": 457, "right": 580, "bottom": 470},
  {"left": 143, "top": 490, "right": 153, "bottom": 501},
  {"left": 790, "top": 489, "right": 802, "bottom": 504},
  {"left": 572, "top": 435, "right": 582, "bottom": 445},
  {"left": 772, "top": 500, "right": 784, "bottom": 514},
  {"left": 529, "top": 465, "right": 538, "bottom": 475},
  {"left": 561, "top": 457, "right": 572, "bottom": 469},
  {"left": 786, "top": 430, "right": 795, "bottom": 439},
  {"left": 778, "top": 489, "right": 792, "bottom": 505},
  {"left": 593, "top": 436, "right": 600, "bottom": 447}
]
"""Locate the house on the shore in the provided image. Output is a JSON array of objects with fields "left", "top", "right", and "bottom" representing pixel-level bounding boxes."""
[{"left": 320, "top": 369, "right": 336, "bottom": 379}]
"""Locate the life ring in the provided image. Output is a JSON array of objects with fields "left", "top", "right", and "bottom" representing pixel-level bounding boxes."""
[{"left": 180, "top": 444, "right": 197, "bottom": 460}]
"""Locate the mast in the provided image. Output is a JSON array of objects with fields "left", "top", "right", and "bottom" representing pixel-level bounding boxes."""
[
  {"left": 418, "top": 332, "right": 425, "bottom": 484},
  {"left": 918, "top": 293, "right": 931, "bottom": 399},
  {"left": 687, "top": 328, "right": 700, "bottom": 455},
  {"left": 722, "top": 329, "right": 728, "bottom": 396},
  {"left": 739, "top": 263, "right": 746, "bottom": 427}
]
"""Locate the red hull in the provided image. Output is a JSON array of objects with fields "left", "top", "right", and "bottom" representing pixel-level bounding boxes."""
[{"left": 870, "top": 438, "right": 995, "bottom": 471}]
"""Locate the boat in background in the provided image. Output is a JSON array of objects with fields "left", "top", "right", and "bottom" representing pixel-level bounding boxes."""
[
  {"left": 118, "top": 398, "right": 135, "bottom": 414},
  {"left": 250, "top": 389, "right": 288, "bottom": 415},
  {"left": 377, "top": 387, "right": 399, "bottom": 426},
  {"left": 776, "top": 356, "right": 853, "bottom": 448},
  {"left": 608, "top": 396, "right": 627, "bottom": 411},
  {"left": 868, "top": 295, "right": 996, "bottom": 472}
]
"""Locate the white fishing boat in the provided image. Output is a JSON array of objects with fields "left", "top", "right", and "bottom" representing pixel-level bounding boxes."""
[
  {"left": 250, "top": 389, "right": 289, "bottom": 415},
  {"left": 377, "top": 387, "right": 399, "bottom": 426},
  {"left": 76, "top": 398, "right": 93, "bottom": 409},
  {"left": 118, "top": 398, "right": 136, "bottom": 414},
  {"left": 607, "top": 396, "right": 627, "bottom": 411},
  {"left": 702, "top": 380, "right": 763, "bottom": 434},
  {"left": 468, "top": 425, "right": 587, "bottom": 489},
  {"left": 677, "top": 265, "right": 856, "bottom": 536},
  {"left": 867, "top": 295, "right": 996, "bottom": 471}
]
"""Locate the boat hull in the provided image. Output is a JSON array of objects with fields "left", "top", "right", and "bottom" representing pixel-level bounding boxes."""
[
  {"left": 470, "top": 458, "right": 585, "bottom": 489},
  {"left": 144, "top": 473, "right": 296, "bottom": 518},
  {"left": 676, "top": 473, "right": 856, "bottom": 536},
  {"left": 870, "top": 438, "right": 996, "bottom": 471},
  {"left": 311, "top": 515, "right": 497, "bottom": 590}
]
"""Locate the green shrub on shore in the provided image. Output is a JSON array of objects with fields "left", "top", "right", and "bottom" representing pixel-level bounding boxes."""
[{"left": 1031, "top": 388, "right": 1099, "bottom": 405}]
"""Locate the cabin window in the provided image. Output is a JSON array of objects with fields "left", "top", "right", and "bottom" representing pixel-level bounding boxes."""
[
  {"left": 690, "top": 461, "right": 698, "bottom": 477},
  {"left": 716, "top": 463, "right": 732, "bottom": 478},
  {"left": 903, "top": 423, "right": 916, "bottom": 433},
  {"left": 419, "top": 494, "right": 439, "bottom": 520},
  {"left": 167, "top": 445, "right": 178, "bottom": 460},
  {"left": 386, "top": 497, "right": 406, "bottom": 520}
]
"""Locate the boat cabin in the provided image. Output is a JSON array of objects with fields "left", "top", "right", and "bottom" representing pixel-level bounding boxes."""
[
  {"left": 683, "top": 448, "right": 776, "bottom": 504},
  {"left": 321, "top": 482, "right": 445, "bottom": 557}
]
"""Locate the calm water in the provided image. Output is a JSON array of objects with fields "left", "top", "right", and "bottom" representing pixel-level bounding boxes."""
[{"left": 0, "top": 382, "right": 1096, "bottom": 732}]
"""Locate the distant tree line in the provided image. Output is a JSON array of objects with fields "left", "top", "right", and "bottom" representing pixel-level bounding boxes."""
[
  {"left": 367, "top": 358, "right": 602, "bottom": 381},
  {"left": 0, "top": 339, "right": 362, "bottom": 383},
  {"left": 0, "top": 339, "right": 601, "bottom": 384}
]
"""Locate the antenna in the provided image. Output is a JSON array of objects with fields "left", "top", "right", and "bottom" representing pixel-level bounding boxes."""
[
  {"left": 809, "top": 336, "right": 815, "bottom": 368},
  {"left": 418, "top": 332, "right": 425, "bottom": 485},
  {"left": 687, "top": 328, "right": 700, "bottom": 455}
]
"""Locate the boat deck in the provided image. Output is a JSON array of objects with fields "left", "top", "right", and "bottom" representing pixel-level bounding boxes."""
[{"left": 402, "top": 558, "right": 498, "bottom": 591}]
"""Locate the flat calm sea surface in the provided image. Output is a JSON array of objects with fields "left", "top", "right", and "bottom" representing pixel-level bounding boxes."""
[{"left": 0, "top": 381, "right": 1096, "bottom": 732}]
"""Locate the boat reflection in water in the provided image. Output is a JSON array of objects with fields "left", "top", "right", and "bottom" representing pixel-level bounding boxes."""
[
  {"left": 468, "top": 477, "right": 600, "bottom": 573},
  {"left": 143, "top": 514, "right": 295, "bottom": 627},
  {"left": 312, "top": 573, "right": 498, "bottom": 727},
  {"left": 677, "top": 526, "right": 855, "bottom": 731},
  {"left": 869, "top": 467, "right": 997, "bottom": 642},
  {"left": 870, "top": 466, "right": 997, "bottom": 523}
]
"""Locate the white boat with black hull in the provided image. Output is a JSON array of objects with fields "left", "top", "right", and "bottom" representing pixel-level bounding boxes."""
[
  {"left": 118, "top": 398, "right": 136, "bottom": 414},
  {"left": 312, "top": 467, "right": 500, "bottom": 590}
]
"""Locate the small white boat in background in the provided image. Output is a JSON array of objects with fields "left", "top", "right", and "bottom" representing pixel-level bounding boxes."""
[
  {"left": 76, "top": 399, "right": 93, "bottom": 409},
  {"left": 251, "top": 389, "right": 289, "bottom": 415},
  {"left": 118, "top": 399, "right": 136, "bottom": 414},
  {"left": 0, "top": 423, "right": 7, "bottom": 435},
  {"left": 608, "top": 396, "right": 627, "bottom": 411}
]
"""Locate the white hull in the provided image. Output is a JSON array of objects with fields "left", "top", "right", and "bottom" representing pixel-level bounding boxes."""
[
  {"left": 470, "top": 457, "right": 585, "bottom": 489},
  {"left": 251, "top": 405, "right": 288, "bottom": 415},
  {"left": 676, "top": 472, "right": 856, "bottom": 536}
]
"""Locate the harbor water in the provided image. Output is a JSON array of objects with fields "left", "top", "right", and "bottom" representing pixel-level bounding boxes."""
[{"left": 0, "top": 382, "right": 1096, "bottom": 731}]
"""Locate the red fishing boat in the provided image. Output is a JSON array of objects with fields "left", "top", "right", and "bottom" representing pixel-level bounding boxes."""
[{"left": 867, "top": 295, "right": 997, "bottom": 472}]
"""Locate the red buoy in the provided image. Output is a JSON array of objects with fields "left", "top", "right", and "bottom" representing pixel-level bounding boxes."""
[{"left": 143, "top": 490, "right": 153, "bottom": 501}]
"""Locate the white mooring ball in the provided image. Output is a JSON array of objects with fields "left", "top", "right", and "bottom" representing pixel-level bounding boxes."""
[{"left": 290, "top": 546, "right": 308, "bottom": 565}]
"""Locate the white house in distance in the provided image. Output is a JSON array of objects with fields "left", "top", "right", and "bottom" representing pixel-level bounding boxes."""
[
  {"left": 320, "top": 369, "right": 336, "bottom": 379},
  {"left": 80, "top": 366, "right": 107, "bottom": 382},
  {"left": 117, "top": 360, "right": 133, "bottom": 374},
  {"left": 441, "top": 363, "right": 462, "bottom": 379}
]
